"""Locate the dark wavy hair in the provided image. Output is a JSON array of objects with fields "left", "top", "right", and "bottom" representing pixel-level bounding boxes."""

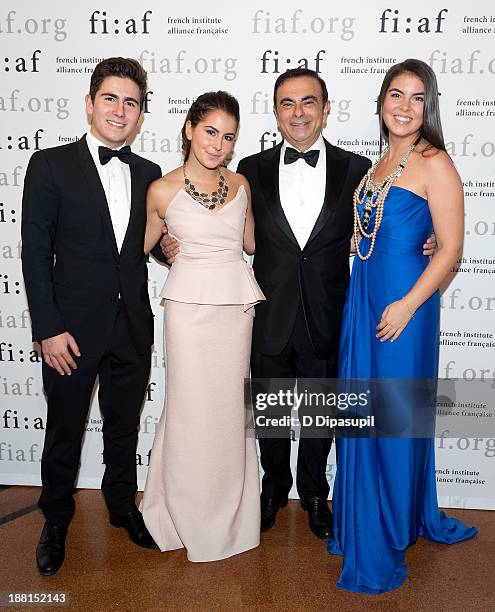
[
  {"left": 181, "top": 91, "right": 240, "bottom": 161},
  {"left": 377, "top": 59, "right": 446, "bottom": 154},
  {"left": 273, "top": 67, "right": 328, "bottom": 107},
  {"left": 89, "top": 57, "right": 148, "bottom": 108}
]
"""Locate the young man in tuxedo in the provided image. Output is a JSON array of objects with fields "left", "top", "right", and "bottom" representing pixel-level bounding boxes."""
[{"left": 21, "top": 57, "right": 162, "bottom": 575}]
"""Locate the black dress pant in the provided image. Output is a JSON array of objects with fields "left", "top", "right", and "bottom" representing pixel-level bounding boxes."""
[
  {"left": 39, "top": 302, "right": 151, "bottom": 526},
  {"left": 251, "top": 303, "right": 337, "bottom": 502}
]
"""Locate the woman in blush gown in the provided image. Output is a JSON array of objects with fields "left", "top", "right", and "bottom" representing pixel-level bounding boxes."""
[
  {"left": 141, "top": 91, "right": 264, "bottom": 562},
  {"left": 327, "top": 59, "right": 477, "bottom": 593}
]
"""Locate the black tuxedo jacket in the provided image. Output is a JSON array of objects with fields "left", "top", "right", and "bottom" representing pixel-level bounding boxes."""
[
  {"left": 237, "top": 139, "right": 371, "bottom": 359},
  {"left": 21, "top": 136, "right": 162, "bottom": 355}
]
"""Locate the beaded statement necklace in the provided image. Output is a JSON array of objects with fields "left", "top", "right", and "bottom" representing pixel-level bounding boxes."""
[
  {"left": 353, "top": 143, "right": 416, "bottom": 261},
  {"left": 183, "top": 164, "right": 229, "bottom": 210}
]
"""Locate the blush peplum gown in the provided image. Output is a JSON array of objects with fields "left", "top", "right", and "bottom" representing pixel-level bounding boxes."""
[{"left": 142, "top": 185, "right": 264, "bottom": 562}]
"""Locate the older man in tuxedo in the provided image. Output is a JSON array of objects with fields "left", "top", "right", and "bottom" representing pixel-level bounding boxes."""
[
  {"left": 22, "top": 57, "right": 161, "bottom": 575},
  {"left": 236, "top": 69, "right": 371, "bottom": 538}
]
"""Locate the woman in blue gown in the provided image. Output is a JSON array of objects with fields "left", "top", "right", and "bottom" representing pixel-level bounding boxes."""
[{"left": 327, "top": 59, "right": 477, "bottom": 594}]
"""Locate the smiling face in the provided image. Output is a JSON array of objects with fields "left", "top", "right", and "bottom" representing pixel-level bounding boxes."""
[
  {"left": 85, "top": 76, "right": 142, "bottom": 148},
  {"left": 274, "top": 75, "right": 330, "bottom": 152},
  {"left": 381, "top": 72, "right": 425, "bottom": 142},
  {"left": 185, "top": 109, "right": 238, "bottom": 170}
]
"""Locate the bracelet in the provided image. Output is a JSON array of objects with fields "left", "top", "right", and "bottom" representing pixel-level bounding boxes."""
[{"left": 402, "top": 296, "right": 415, "bottom": 319}]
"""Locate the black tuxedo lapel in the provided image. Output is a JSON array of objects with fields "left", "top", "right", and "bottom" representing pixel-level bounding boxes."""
[
  {"left": 259, "top": 143, "right": 299, "bottom": 249},
  {"left": 120, "top": 156, "right": 140, "bottom": 254},
  {"left": 76, "top": 136, "right": 119, "bottom": 259},
  {"left": 305, "top": 139, "right": 350, "bottom": 248}
]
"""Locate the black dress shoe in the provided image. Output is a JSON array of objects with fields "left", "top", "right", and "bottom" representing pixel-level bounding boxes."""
[
  {"left": 109, "top": 509, "right": 158, "bottom": 549},
  {"left": 260, "top": 496, "right": 288, "bottom": 532},
  {"left": 36, "top": 522, "right": 68, "bottom": 576},
  {"left": 301, "top": 497, "right": 332, "bottom": 539}
]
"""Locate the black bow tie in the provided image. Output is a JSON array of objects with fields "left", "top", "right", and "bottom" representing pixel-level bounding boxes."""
[
  {"left": 284, "top": 147, "right": 320, "bottom": 168},
  {"left": 98, "top": 145, "right": 131, "bottom": 165}
]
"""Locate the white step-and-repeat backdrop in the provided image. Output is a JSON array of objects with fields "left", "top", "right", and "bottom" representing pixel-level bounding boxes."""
[{"left": 1, "top": 1, "right": 494, "bottom": 509}]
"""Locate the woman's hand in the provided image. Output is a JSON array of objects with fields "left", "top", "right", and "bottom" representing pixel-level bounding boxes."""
[{"left": 376, "top": 298, "right": 414, "bottom": 343}]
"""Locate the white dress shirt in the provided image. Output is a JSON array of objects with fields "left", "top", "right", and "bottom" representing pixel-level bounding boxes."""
[
  {"left": 86, "top": 131, "right": 131, "bottom": 253},
  {"left": 279, "top": 135, "right": 326, "bottom": 249}
]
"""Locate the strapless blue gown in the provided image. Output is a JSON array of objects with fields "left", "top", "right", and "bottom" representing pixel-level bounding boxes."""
[{"left": 327, "top": 186, "right": 477, "bottom": 594}]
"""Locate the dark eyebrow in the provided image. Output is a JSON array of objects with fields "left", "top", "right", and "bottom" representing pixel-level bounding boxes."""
[
  {"left": 204, "top": 125, "right": 236, "bottom": 137},
  {"left": 279, "top": 94, "right": 318, "bottom": 104},
  {"left": 100, "top": 91, "right": 140, "bottom": 105},
  {"left": 389, "top": 87, "right": 424, "bottom": 96}
]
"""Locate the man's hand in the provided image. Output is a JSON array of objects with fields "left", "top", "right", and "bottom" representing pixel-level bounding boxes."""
[
  {"left": 41, "top": 332, "right": 80, "bottom": 376},
  {"left": 160, "top": 224, "right": 179, "bottom": 264},
  {"left": 423, "top": 232, "right": 437, "bottom": 257}
]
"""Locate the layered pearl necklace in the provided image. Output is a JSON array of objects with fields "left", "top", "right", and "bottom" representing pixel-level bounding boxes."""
[{"left": 353, "top": 143, "right": 416, "bottom": 261}]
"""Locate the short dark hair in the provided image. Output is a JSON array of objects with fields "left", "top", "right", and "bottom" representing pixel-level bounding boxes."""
[
  {"left": 181, "top": 91, "right": 240, "bottom": 161},
  {"left": 89, "top": 57, "right": 148, "bottom": 109},
  {"left": 273, "top": 68, "right": 328, "bottom": 107},
  {"left": 376, "top": 58, "right": 446, "bottom": 153}
]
